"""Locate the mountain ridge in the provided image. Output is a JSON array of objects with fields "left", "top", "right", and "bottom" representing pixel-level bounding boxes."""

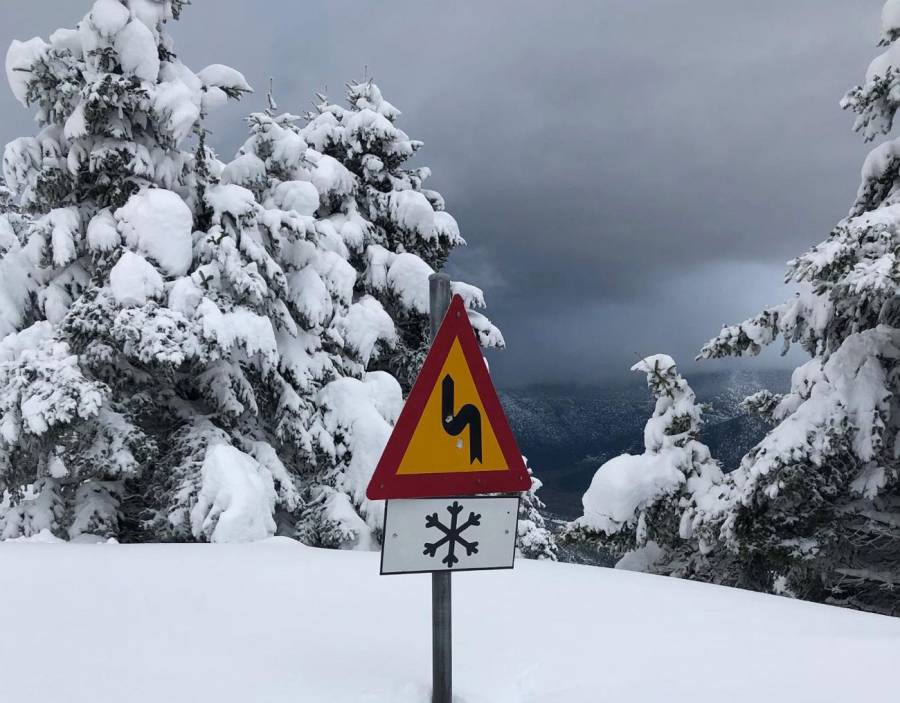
[{"left": 500, "top": 369, "right": 791, "bottom": 519}]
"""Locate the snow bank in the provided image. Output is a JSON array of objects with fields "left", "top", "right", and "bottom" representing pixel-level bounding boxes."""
[{"left": 0, "top": 542, "right": 895, "bottom": 703}]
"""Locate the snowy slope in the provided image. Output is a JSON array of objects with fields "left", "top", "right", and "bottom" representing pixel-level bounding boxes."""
[{"left": 0, "top": 540, "right": 897, "bottom": 703}]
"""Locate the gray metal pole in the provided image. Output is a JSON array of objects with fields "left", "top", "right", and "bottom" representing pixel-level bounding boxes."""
[
  {"left": 429, "top": 273, "right": 452, "bottom": 343},
  {"left": 432, "top": 570, "right": 452, "bottom": 703},
  {"left": 428, "top": 273, "right": 452, "bottom": 703}
]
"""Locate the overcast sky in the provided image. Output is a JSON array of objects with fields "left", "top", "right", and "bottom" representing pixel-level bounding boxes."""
[{"left": 0, "top": 1, "right": 886, "bottom": 386}]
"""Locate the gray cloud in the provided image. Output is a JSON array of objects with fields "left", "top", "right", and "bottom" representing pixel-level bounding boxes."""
[{"left": 0, "top": 0, "right": 885, "bottom": 385}]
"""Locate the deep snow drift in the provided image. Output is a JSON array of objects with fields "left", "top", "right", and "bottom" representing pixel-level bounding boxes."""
[{"left": 0, "top": 540, "right": 897, "bottom": 702}]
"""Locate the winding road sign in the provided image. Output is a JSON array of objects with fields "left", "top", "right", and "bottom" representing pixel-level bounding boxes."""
[{"left": 366, "top": 295, "right": 531, "bottom": 500}]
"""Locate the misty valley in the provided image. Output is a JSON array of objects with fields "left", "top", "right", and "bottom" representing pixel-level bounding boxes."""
[{"left": 502, "top": 369, "right": 790, "bottom": 520}]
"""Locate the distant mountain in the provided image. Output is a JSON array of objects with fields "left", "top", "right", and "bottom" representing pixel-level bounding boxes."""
[{"left": 500, "top": 369, "right": 791, "bottom": 520}]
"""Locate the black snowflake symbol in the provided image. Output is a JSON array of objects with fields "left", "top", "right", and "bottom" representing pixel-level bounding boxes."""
[{"left": 423, "top": 501, "right": 481, "bottom": 568}]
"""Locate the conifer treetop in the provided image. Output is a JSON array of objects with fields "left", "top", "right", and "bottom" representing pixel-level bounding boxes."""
[
  {"left": 575, "top": 355, "right": 723, "bottom": 556},
  {"left": 693, "top": 1, "right": 900, "bottom": 611}
]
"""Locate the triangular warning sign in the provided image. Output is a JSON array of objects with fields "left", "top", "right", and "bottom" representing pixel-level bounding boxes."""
[{"left": 367, "top": 295, "right": 531, "bottom": 500}]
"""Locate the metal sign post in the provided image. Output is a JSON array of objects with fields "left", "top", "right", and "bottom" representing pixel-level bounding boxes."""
[
  {"left": 429, "top": 273, "right": 453, "bottom": 703},
  {"left": 368, "top": 274, "right": 528, "bottom": 703}
]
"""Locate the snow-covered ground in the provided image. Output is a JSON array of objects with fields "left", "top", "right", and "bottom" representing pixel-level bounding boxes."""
[{"left": 1, "top": 540, "right": 897, "bottom": 703}]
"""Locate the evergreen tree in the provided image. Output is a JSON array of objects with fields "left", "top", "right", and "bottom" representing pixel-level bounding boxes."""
[
  {"left": 697, "top": 0, "right": 900, "bottom": 613},
  {"left": 0, "top": 0, "right": 334, "bottom": 543},
  {"left": 222, "top": 87, "right": 551, "bottom": 549},
  {"left": 568, "top": 356, "right": 724, "bottom": 575},
  {"left": 0, "top": 0, "right": 267, "bottom": 541},
  {"left": 209, "top": 101, "right": 392, "bottom": 547},
  {"left": 301, "top": 81, "right": 504, "bottom": 391},
  {"left": 0, "top": 2, "right": 551, "bottom": 548},
  {"left": 517, "top": 460, "right": 558, "bottom": 560}
]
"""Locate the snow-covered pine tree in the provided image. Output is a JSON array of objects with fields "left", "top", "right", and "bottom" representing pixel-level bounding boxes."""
[
  {"left": 220, "top": 86, "right": 554, "bottom": 552},
  {"left": 517, "top": 460, "right": 558, "bottom": 560},
  {"left": 696, "top": 0, "right": 900, "bottom": 613},
  {"left": 0, "top": 0, "right": 551, "bottom": 548},
  {"left": 0, "top": 0, "right": 327, "bottom": 543},
  {"left": 208, "top": 100, "right": 394, "bottom": 548},
  {"left": 301, "top": 80, "right": 505, "bottom": 391},
  {"left": 567, "top": 356, "right": 724, "bottom": 575}
]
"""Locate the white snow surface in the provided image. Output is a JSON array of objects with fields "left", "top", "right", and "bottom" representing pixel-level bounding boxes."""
[
  {"left": 197, "top": 64, "right": 252, "bottom": 93},
  {"left": 867, "top": 40, "right": 900, "bottom": 83},
  {"left": 115, "top": 189, "right": 193, "bottom": 277},
  {"left": 220, "top": 153, "right": 266, "bottom": 189},
  {"left": 5, "top": 37, "right": 48, "bottom": 105},
  {"left": 389, "top": 190, "right": 437, "bottom": 240},
  {"left": 387, "top": 252, "right": 433, "bottom": 314},
  {"left": 728, "top": 326, "right": 900, "bottom": 509},
  {"left": 318, "top": 373, "right": 402, "bottom": 543},
  {"left": 115, "top": 20, "right": 160, "bottom": 82},
  {"left": 884, "top": 0, "right": 900, "bottom": 34},
  {"left": 580, "top": 452, "right": 684, "bottom": 534},
  {"left": 87, "top": 210, "right": 121, "bottom": 252},
  {"left": 154, "top": 63, "right": 204, "bottom": 144},
  {"left": 335, "top": 295, "right": 397, "bottom": 365},
  {"left": 0, "top": 321, "right": 52, "bottom": 364},
  {"left": 190, "top": 444, "right": 277, "bottom": 543},
  {"left": 0, "top": 541, "right": 896, "bottom": 703},
  {"left": 273, "top": 180, "right": 320, "bottom": 216},
  {"left": 308, "top": 151, "right": 355, "bottom": 201},
  {"left": 614, "top": 540, "right": 667, "bottom": 572},
  {"left": 129, "top": 0, "right": 174, "bottom": 31},
  {"left": 89, "top": 0, "right": 130, "bottom": 38},
  {"left": 109, "top": 251, "right": 164, "bottom": 306}
]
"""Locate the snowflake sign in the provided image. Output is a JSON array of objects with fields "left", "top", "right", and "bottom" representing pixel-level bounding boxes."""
[
  {"left": 423, "top": 502, "right": 481, "bottom": 567},
  {"left": 380, "top": 496, "right": 519, "bottom": 575}
]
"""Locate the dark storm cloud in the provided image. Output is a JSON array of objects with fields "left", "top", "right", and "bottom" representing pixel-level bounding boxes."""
[{"left": 0, "top": 1, "right": 886, "bottom": 384}]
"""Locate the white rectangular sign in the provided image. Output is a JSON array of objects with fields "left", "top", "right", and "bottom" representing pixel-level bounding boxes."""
[{"left": 381, "top": 496, "right": 520, "bottom": 575}]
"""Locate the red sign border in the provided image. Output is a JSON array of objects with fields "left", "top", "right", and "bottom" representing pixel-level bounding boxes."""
[{"left": 366, "top": 295, "right": 531, "bottom": 500}]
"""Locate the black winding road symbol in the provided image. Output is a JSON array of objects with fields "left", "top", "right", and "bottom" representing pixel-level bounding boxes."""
[{"left": 441, "top": 375, "right": 483, "bottom": 464}]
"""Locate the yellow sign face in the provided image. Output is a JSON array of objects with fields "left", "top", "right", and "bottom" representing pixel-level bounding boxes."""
[
  {"left": 367, "top": 294, "right": 532, "bottom": 500},
  {"left": 396, "top": 339, "right": 508, "bottom": 476}
]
